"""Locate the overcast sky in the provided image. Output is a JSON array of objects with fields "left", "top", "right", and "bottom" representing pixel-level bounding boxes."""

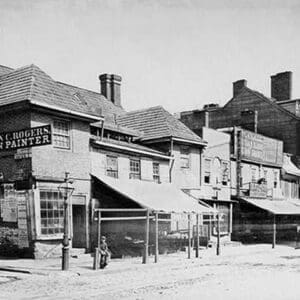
[{"left": 0, "top": 0, "right": 300, "bottom": 113}]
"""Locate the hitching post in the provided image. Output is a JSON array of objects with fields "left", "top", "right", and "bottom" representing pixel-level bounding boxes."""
[
  {"left": 155, "top": 212, "right": 159, "bottom": 263},
  {"left": 143, "top": 209, "right": 150, "bottom": 264}
]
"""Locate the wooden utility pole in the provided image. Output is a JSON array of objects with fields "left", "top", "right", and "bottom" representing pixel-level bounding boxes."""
[
  {"left": 93, "top": 211, "right": 101, "bottom": 270},
  {"left": 188, "top": 214, "right": 191, "bottom": 259},
  {"left": 272, "top": 214, "right": 276, "bottom": 249},
  {"left": 216, "top": 213, "right": 221, "bottom": 256},
  {"left": 196, "top": 214, "right": 200, "bottom": 258},
  {"left": 155, "top": 212, "right": 159, "bottom": 263},
  {"left": 143, "top": 209, "right": 150, "bottom": 264}
]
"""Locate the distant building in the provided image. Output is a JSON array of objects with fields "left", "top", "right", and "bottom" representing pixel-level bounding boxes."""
[{"left": 180, "top": 71, "right": 300, "bottom": 166}]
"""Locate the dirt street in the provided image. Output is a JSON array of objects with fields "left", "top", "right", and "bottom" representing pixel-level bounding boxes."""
[{"left": 0, "top": 245, "right": 300, "bottom": 300}]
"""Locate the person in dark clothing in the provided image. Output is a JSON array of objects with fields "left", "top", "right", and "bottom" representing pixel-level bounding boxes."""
[{"left": 99, "top": 236, "right": 110, "bottom": 268}]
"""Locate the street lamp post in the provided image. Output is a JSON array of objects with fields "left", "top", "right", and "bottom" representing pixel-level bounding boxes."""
[{"left": 58, "top": 172, "right": 74, "bottom": 271}]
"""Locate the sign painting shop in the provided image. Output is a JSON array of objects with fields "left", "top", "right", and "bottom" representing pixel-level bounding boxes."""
[{"left": 0, "top": 125, "right": 51, "bottom": 151}]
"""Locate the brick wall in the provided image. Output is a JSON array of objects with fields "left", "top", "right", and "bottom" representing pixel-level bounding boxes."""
[{"left": 0, "top": 109, "right": 32, "bottom": 181}]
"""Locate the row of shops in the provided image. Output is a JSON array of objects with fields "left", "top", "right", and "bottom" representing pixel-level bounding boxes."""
[{"left": 1, "top": 64, "right": 300, "bottom": 259}]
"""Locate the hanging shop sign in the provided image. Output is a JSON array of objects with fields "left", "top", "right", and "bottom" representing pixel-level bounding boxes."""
[{"left": 0, "top": 125, "right": 51, "bottom": 151}]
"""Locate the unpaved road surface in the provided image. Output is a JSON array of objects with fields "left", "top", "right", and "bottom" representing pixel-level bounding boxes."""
[{"left": 1, "top": 245, "right": 300, "bottom": 299}]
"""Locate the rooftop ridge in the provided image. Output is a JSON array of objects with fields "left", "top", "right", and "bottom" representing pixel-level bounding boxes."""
[
  {"left": 56, "top": 81, "right": 103, "bottom": 97},
  {"left": 119, "top": 105, "right": 163, "bottom": 116}
]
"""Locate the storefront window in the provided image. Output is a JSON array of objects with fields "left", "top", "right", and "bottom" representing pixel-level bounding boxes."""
[
  {"left": 153, "top": 162, "right": 160, "bottom": 183},
  {"left": 40, "top": 190, "right": 64, "bottom": 235},
  {"left": 53, "top": 120, "right": 70, "bottom": 149},
  {"left": 106, "top": 156, "right": 118, "bottom": 178},
  {"left": 129, "top": 159, "right": 141, "bottom": 179}
]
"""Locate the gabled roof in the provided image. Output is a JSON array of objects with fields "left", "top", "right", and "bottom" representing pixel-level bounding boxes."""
[
  {"left": 0, "top": 64, "right": 103, "bottom": 120},
  {"left": 117, "top": 106, "right": 206, "bottom": 145},
  {"left": 223, "top": 86, "right": 300, "bottom": 120}
]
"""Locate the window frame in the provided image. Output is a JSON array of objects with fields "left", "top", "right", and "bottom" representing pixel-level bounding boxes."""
[
  {"left": 204, "top": 158, "right": 211, "bottom": 184},
  {"left": 53, "top": 119, "right": 71, "bottom": 150},
  {"left": 129, "top": 158, "right": 141, "bottom": 180},
  {"left": 39, "top": 189, "right": 65, "bottom": 237},
  {"left": 180, "top": 146, "right": 190, "bottom": 169},
  {"left": 106, "top": 155, "right": 118, "bottom": 178},
  {"left": 221, "top": 161, "right": 229, "bottom": 186},
  {"left": 153, "top": 162, "right": 160, "bottom": 183}
]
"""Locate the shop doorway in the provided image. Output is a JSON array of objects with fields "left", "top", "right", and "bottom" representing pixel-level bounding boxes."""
[{"left": 72, "top": 204, "right": 87, "bottom": 248}]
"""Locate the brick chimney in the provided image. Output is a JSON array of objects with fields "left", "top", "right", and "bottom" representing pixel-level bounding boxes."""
[
  {"left": 233, "top": 79, "right": 247, "bottom": 97},
  {"left": 271, "top": 71, "right": 292, "bottom": 101},
  {"left": 99, "top": 74, "right": 122, "bottom": 107}
]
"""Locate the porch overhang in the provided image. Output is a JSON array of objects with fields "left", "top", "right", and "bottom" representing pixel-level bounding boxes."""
[{"left": 241, "top": 197, "right": 300, "bottom": 215}]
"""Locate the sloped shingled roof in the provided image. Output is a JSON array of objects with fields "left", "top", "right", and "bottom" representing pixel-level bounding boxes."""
[
  {"left": 117, "top": 106, "right": 205, "bottom": 144},
  {"left": 0, "top": 65, "right": 13, "bottom": 76},
  {"left": 0, "top": 64, "right": 126, "bottom": 121},
  {"left": 56, "top": 82, "right": 125, "bottom": 123},
  {"left": 0, "top": 64, "right": 101, "bottom": 118}
]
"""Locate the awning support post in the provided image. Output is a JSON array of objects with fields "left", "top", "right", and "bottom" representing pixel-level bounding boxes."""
[
  {"left": 143, "top": 209, "right": 150, "bottom": 264},
  {"left": 196, "top": 214, "right": 199, "bottom": 258},
  {"left": 188, "top": 213, "right": 191, "bottom": 259},
  {"left": 155, "top": 212, "right": 159, "bottom": 263},
  {"left": 216, "top": 213, "right": 221, "bottom": 256},
  {"left": 93, "top": 211, "right": 101, "bottom": 270},
  {"left": 272, "top": 214, "right": 276, "bottom": 249}
]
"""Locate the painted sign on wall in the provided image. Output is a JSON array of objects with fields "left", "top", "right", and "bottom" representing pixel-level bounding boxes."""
[
  {"left": 0, "top": 125, "right": 51, "bottom": 151},
  {"left": 239, "top": 129, "right": 283, "bottom": 166}
]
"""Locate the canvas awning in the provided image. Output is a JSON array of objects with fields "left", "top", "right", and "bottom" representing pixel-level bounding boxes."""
[
  {"left": 92, "top": 173, "right": 217, "bottom": 214},
  {"left": 283, "top": 154, "right": 300, "bottom": 177},
  {"left": 241, "top": 197, "right": 300, "bottom": 215}
]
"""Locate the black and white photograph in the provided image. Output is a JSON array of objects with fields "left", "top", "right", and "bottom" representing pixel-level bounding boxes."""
[{"left": 0, "top": 0, "right": 300, "bottom": 299}]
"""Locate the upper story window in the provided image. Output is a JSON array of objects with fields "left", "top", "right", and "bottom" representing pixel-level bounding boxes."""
[
  {"left": 263, "top": 169, "right": 268, "bottom": 183},
  {"left": 153, "top": 162, "right": 160, "bottom": 183},
  {"left": 53, "top": 120, "right": 70, "bottom": 149},
  {"left": 106, "top": 156, "right": 118, "bottom": 178},
  {"left": 222, "top": 161, "right": 229, "bottom": 186},
  {"left": 129, "top": 158, "right": 141, "bottom": 180},
  {"left": 180, "top": 146, "right": 190, "bottom": 169},
  {"left": 40, "top": 190, "right": 64, "bottom": 235},
  {"left": 204, "top": 158, "right": 211, "bottom": 184},
  {"left": 273, "top": 170, "right": 278, "bottom": 188},
  {"left": 251, "top": 167, "right": 257, "bottom": 182}
]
